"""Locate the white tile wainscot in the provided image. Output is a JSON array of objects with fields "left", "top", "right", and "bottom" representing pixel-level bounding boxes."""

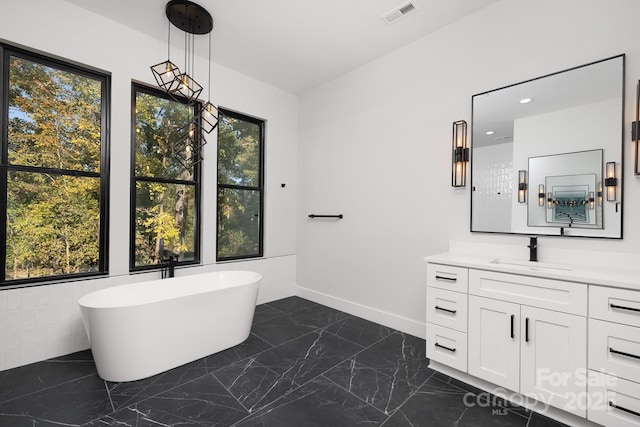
[{"left": 424, "top": 253, "right": 640, "bottom": 427}]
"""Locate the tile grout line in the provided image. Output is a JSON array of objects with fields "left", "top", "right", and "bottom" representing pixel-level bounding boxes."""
[
  {"left": 0, "top": 371, "right": 98, "bottom": 406},
  {"left": 103, "top": 380, "right": 115, "bottom": 413},
  {"left": 318, "top": 330, "right": 434, "bottom": 423},
  {"left": 380, "top": 369, "right": 437, "bottom": 424},
  {"left": 321, "top": 373, "right": 389, "bottom": 417},
  {"left": 208, "top": 373, "right": 253, "bottom": 414},
  {"left": 227, "top": 315, "right": 399, "bottom": 425},
  {"left": 248, "top": 332, "right": 275, "bottom": 349}
]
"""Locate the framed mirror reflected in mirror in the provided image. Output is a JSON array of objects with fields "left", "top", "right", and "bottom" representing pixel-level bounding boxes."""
[{"left": 471, "top": 55, "right": 624, "bottom": 238}]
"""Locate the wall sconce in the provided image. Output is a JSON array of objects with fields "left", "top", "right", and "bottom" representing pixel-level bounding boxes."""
[
  {"left": 588, "top": 191, "right": 595, "bottom": 210},
  {"left": 452, "top": 120, "right": 469, "bottom": 187},
  {"left": 546, "top": 192, "right": 554, "bottom": 209},
  {"left": 518, "top": 170, "right": 527, "bottom": 203},
  {"left": 538, "top": 184, "right": 545, "bottom": 206},
  {"left": 597, "top": 181, "right": 603, "bottom": 206},
  {"left": 605, "top": 162, "right": 617, "bottom": 201}
]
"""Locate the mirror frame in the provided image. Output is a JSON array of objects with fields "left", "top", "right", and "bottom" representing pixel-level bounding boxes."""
[{"left": 469, "top": 54, "right": 625, "bottom": 239}]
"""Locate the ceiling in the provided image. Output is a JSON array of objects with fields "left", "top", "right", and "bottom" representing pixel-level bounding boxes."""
[{"left": 64, "top": 0, "right": 498, "bottom": 95}]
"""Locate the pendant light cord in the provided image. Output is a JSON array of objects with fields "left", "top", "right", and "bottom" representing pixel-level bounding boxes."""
[
  {"left": 191, "top": 31, "right": 195, "bottom": 84},
  {"left": 167, "top": 17, "right": 171, "bottom": 60},
  {"left": 208, "top": 31, "right": 212, "bottom": 100}
]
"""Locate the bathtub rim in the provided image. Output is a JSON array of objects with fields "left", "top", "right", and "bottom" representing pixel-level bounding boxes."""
[{"left": 78, "top": 270, "right": 262, "bottom": 309}]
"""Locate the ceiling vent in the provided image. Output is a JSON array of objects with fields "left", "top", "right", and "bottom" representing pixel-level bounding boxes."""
[{"left": 382, "top": 1, "right": 418, "bottom": 24}]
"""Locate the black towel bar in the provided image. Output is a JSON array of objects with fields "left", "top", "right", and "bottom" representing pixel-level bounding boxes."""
[{"left": 308, "top": 214, "right": 343, "bottom": 219}]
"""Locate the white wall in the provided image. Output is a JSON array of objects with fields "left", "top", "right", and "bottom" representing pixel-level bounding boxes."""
[
  {"left": 297, "top": 0, "right": 640, "bottom": 337},
  {"left": 0, "top": 0, "right": 298, "bottom": 371}
]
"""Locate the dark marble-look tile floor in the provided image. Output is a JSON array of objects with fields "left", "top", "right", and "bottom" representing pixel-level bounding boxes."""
[{"left": 0, "top": 296, "right": 568, "bottom": 426}]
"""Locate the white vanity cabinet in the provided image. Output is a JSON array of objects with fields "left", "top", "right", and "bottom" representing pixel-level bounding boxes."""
[
  {"left": 467, "top": 270, "right": 588, "bottom": 417},
  {"left": 424, "top": 254, "right": 640, "bottom": 427},
  {"left": 587, "top": 285, "right": 640, "bottom": 427},
  {"left": 425, "top": 264, "right": 469, "bottom": 373}
]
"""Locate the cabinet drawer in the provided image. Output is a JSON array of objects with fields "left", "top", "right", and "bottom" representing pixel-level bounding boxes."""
[
  {"left": 590, "top": 286, "right": 640, "bottom": 328},
  {"left": 426, "top": 323, "right": 467, "bottom": 373},
  {"left": 589, "top": 319, "right": 640, "bottom": 382},
  {"left": 426, "top": 287, "right": 468, "bottom": 333},
  {"left": 588, "top": 371, "right": 640, "bottom": 427},
  {"left": 469, "top": 269, "right": 587, "bottom": 316},
  {"left": 427, "top": 263, "right": 468, "bottom": 293}
]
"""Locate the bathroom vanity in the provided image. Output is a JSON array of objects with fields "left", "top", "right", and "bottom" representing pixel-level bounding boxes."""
[{"left": 425, "top": 253, "right": 640, "bottom": 427}]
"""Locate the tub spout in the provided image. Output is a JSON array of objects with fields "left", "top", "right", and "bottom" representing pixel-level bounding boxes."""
[
  {"left": 161, "top": 255, "right": 175, "bottom": 279},
  {"left": 168, "top": 256, "right": 175, "bottom": 278}
]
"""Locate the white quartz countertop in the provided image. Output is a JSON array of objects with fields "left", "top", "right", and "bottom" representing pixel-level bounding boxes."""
[{"left": 424, "top": 252, "right": 640, "bottom": 292}]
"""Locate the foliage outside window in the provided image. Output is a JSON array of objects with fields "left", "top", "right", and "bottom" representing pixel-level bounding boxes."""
[
  {"left": 1, "top": 47, "right": 109, "bottom": 285},
  {"left": 131, "top": 84, "right": 200, "bottom": 270},
  {"left": 217, "top": 109, "right": 264, "bottom": 261}
]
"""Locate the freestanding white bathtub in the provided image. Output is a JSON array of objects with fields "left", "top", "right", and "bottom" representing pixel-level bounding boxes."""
[{"left": 78, "top": 271, "right": 261, "bottom": 382}]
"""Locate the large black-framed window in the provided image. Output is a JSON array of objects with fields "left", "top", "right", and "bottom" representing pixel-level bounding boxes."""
[
  {"left": 0, "top": 44, "right": 110, "bottom": 286},
  {"left": 217, "top": 108, "right": 264, "bottom": 261},
  {"left": 130, "top": 83, "right": 201, "bottom": 271}
]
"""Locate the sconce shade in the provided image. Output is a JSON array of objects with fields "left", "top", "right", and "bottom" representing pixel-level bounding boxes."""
[
  {"left": 199, "top": 102, "right": 219, "bottom": 134},
  {"left": 605, "top": 161, "right": 617, "bottom": 201},
  {"left": 518, "top": 170, "right": 527, "bottom": 203},
  {"left": 597, "top": 181, "right": 603, "bottom": 206},
  {"left": 452, "top": 120, "right": 468, "bottom": 187},
  {"left": 151, "top": 60, "right": 181, "bottom": 91},
  {"left": 538, "top": 184, "right": 544, "bottom": 206}
]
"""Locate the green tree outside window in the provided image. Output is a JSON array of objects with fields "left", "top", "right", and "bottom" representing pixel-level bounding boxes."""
[
  {"left": 217, "top": 109, "right": 264, "bottom": 260},
  {"left": 2, "top": 52, "right": 108, "bottom": 283},
  {"left": 131, "top": 86, "right": 199, "bottom": 269}
]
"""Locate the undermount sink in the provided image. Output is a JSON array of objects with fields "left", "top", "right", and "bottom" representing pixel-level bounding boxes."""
[{"left": 489, "top": 258, "right": 573, "bottom": 272}]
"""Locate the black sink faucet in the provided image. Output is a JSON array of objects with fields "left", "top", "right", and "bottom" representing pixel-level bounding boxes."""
[{"left": 528, "top": 236, "right": 538, "bottom": 262}]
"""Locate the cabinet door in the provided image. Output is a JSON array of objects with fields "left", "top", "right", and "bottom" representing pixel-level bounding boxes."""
[
  {"left": 468, "top": 295, "right": 520, "bottom": 392},
  {"left": 520, "top": 305, "right": 587, "bottom": 417}
]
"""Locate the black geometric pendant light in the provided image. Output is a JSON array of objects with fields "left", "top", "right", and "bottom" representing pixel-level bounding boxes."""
[{"left": 150, "top": 0, "right": 218, "bottom": 168}]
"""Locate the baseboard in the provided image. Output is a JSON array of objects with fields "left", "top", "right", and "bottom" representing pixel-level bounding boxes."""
[{"left": 295, "top": 286, "right": 425, "bottom": 339}]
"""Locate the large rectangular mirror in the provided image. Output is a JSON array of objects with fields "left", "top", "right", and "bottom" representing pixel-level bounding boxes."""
[{"left": 471, "top": 55, "right": 624, "bottom": 238}]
